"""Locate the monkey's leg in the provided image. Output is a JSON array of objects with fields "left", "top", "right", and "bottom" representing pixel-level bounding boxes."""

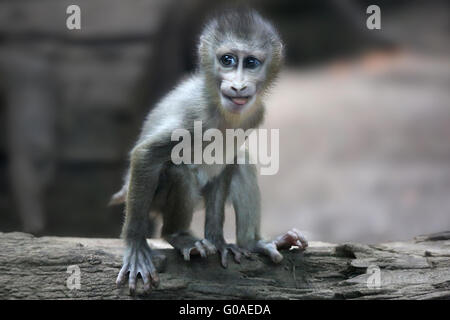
[
  {"left": 231, "top": 164, "right": 308, "bottom": 263},
  {"left": 161, "top": 167, "right": 216, "bottom": 261},
  {"left": 204, "top": 166, "right": 249, "bottom": 268},
  {"left": 116, "top": 145, "right": 163, "bottom": 294}
]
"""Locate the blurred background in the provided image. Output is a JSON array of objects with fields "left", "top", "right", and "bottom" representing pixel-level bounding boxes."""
[{"left": 0, "top": 0, "right": 448, "bottom": 244}]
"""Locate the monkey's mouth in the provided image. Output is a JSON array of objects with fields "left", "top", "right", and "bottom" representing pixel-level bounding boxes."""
[{"left": 223, "top": 95, "right": 250, "bottom": 106}]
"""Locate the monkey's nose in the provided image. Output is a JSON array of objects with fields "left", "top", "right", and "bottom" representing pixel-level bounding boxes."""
[{"left": 231, "top": 85, "right": 247, "bottom": 92}]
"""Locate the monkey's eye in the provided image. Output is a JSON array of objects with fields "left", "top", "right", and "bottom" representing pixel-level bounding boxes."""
[
  {"left": 244, "top": 56, "right": 261, "bottom": 69},
  {"left": 219, "top": 54, "right": 237, "bottom": 67}
]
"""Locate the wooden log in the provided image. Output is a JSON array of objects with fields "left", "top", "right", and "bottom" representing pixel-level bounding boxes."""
[{"left": 0, "top": 231, "right": 449, "bottom": 299}]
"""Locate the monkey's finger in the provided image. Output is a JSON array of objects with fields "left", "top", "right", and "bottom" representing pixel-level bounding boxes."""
[
  {"left": 147, "top": 262, "right": 159, "bottom": 288},
  {"left": 116, "top": 263, "right": 129, "bottom": 287},
  {"left": 242, "top": 249, "right": 251, "bottom": 258},
  {"left": 292, "top": 228, "right": 308, "bottom": 248},
  {"left": 220, "top": 250, "right": 229, "bottom": 268},
  {"left": 195, "top": 241, "right": 207, "bottom": 258},
  {"left": 128, "top": 268, "right": 137, "bottom": 295},
  {"left": 151, "top": 272, "right": 160, "bottom": 288},
  {"left": 296, "top": 239, "right": 308, "bottom": 250},
  {"left": 136, "top": 259, "right": 151, "bottom": 294},
  {"left": 201, "top": 239, "right": 217, "bottom": 255},
  {"left": 140, "top": 250, "right": 159, "bottom": 288},
  {"left": 140, "top": 271, "right": 152, "bottom": 293},
  {"left": 229, "top": 247, "right": 242, "bottom": 263},
  {"left": 183, "top": 248, "right": 192, "bottom": 261}
]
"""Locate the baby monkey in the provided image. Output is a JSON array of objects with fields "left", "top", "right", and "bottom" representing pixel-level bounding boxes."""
[{"left": 112, "top": 9, "right": 308, "bottom": 294}]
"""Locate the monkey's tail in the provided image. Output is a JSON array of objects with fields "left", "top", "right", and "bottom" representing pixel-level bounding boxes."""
[
  {"left": 108, "top": 185, "right": 127, "bottom": 206},
  {"left": 109, "top": 170, "right": 130, "bottom": 206}
]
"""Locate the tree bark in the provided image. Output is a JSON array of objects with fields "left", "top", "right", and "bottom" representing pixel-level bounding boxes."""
[{"left": 0, "top": 231, "right": 449, "bottom": 299}]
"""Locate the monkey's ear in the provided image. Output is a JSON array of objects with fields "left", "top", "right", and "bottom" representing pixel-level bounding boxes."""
[
  {"left": 198, "top": 34, "right": 213, "bottom": 67},
  {"left": 198, "top": 35, "right": 206, "bottom": 52},
  {"left": 277, "top": 42, "right": 285, "bottom": 57},
  {"left": 273, "top": 42, "right": 285, "bottom": 65}
]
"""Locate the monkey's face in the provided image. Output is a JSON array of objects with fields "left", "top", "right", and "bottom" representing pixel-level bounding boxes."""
[{"left": 215, "top": 42, "right": 269, "bottom": 114}]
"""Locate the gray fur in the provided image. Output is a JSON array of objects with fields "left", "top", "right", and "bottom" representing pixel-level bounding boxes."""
[{"left": 114, "top": 9, "right": 288, "bottom": 294}]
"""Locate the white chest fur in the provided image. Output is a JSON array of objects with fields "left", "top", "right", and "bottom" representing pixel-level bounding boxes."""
[
  {"left": 186, "top": 131, "right": 248, "bottom": 188},
  {"left": 189, "top": 163, "right": 226, "bottom": 188}
]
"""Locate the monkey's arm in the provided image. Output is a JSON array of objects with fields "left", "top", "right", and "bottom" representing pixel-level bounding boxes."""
[
  {"left": 204, "top": 166, "right": 249, "bottom": 267},
  {"left": 231, "top": 164, "right": 308, "bottom": 263},
  {"left": 116, "top": 142, "right": 167, "bottom": 294}
]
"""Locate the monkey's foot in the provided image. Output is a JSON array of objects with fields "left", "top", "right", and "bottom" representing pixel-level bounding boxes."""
[
  {"left": 116, "top": 240, "right": 159, "bottom": 295},
  {"left": 273, "top": 228, "right": 308, "bottom": 250},
  {"left": 216, "top": 243, "right": 251, "bottom": 268},
  {"left": 256, "top": 228, "right": 308, "bottom": 263},
  {"left": 180, "top": 239, "right": 217, "bottom": 261}
]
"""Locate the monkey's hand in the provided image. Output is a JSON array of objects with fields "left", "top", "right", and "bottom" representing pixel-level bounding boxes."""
[
  {"left": 207, "top": 237, "right": 250, "bottom": 268},
  {"left": 255, "top": 228, "right": 308, "bottom": 263},
  {"left": 116, "top": 239, "right": 159, "bottom": 295}
]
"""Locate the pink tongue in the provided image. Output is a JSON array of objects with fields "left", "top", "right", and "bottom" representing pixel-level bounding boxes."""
[{"left": 232, "top": 98, "right": 248, "bottom": 105}]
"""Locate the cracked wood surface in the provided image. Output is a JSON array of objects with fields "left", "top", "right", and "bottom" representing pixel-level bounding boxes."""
[{"left": 0, "top": 231, "right": 449, "bottom": 299}]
